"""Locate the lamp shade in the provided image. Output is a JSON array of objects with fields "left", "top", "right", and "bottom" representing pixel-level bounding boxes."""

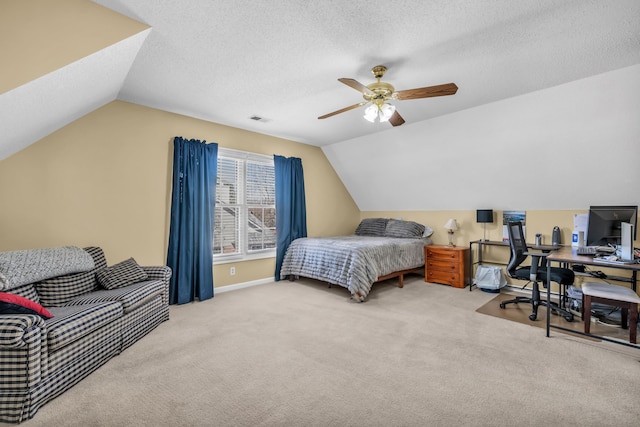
[
  {"left": 444, "top": 218, "right": 458, "bottom": 231},
  {"left": 476, "top": 209, "right": 494, "bottom": 223}
]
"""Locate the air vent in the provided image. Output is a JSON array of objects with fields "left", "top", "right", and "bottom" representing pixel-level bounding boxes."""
[{"left": 249, "top": 115, "right": 271, "bottom": 123}]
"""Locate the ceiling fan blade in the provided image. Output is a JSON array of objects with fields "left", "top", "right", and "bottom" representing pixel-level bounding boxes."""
[
  {"left": 338, "top": 78, "right": 375, "bottom": 96},
  {"left": 395, "top": 83, "right": 458, "bottom": 100},
  {"left": 318, "top": 102, "right": 367, "bottom": 120},
  {"left": 389, "top": 110, "right": 405, "bottom": 127}
]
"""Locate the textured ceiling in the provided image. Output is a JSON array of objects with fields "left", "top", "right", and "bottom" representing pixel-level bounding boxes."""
[
  {"left": 95, "top": 0, "right": 640, "bottom": 146},
  {"left": 2, "top": 0, "right": 639, "bottom": 161}
]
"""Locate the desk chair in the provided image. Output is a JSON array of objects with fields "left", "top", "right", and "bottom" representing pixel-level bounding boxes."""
[
  {"left": 499, "top": 221, "right": 575, "bottom": 322},
  {"left": 582, "top": 282, "right": 640, "bottom": 344}
]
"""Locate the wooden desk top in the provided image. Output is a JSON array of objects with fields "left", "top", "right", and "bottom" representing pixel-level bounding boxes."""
[{"left": 547, "top": 246, "right": 640, "bottom": 271}]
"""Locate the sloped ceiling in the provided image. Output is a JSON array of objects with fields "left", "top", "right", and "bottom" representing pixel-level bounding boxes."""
[
  {"left": 0, "top": 0, "right": 149, "bottom": 160},
  {"left": 1, "top": 0, "right": 640, "bottom": 159}
]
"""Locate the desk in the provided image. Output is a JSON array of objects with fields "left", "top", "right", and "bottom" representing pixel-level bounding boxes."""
[
  {"left": 546, "top": 246, "right": 640, "bottom": 348},
  {"left": 469, "top": 240, "right": 560, "bottom": 291}
]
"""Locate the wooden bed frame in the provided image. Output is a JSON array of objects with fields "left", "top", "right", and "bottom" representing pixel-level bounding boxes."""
[
  {"left": 376, "top": 265, "right": 424, "bottom": 288},
  {"left": 288, "top": 265, "right": 425, "bottom": 298}
]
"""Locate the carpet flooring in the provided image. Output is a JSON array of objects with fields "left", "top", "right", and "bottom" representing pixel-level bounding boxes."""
[
  {"left": 475, "top": 291, "right": 637, "bottom": 344},
  {"left": 13, "top": 276, "right": 640, "bottom": 427}
]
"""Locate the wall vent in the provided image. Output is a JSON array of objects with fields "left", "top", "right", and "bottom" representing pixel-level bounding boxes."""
[{"left": 249, "top": 115, "right": 270, "bottom": 123}]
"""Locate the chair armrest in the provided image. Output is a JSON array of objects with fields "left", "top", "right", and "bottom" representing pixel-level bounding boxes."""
[
  {"left": 522, "top": 251, "right": 550, "bottom": 281},
  {"left": 522, "top": 251, "right": 549, "bottom": 258}
]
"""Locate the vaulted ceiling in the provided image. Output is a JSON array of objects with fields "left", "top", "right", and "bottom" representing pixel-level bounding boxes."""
[{"left": 2, "top": 0, "right": 639, "bottom": 160}]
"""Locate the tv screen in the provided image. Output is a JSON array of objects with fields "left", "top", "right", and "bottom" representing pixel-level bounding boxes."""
[{"left": 586, "top": 205, "right": 638, "bottom": 246}]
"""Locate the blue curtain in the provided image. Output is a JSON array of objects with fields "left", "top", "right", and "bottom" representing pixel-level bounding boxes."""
[
  {"left": 167, "top": 137, "right": 218, "bottom": 304},
  {"left": 274, "top": 155, "right": 307, "bottom": 281}
]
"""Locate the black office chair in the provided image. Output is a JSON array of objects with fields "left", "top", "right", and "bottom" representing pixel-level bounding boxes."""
[{"left": 499, "top": 221, "right": 574, "bottom": 322}]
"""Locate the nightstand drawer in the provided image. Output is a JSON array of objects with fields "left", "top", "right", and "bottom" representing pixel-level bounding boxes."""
[
  {"left": 426, "top": 259, "right": 458, "bottom": 273},
  {"left": 426, "top": 248, "right": 461, "bottom": 261},
  {"left": 426, "top": 269, "right": 461, "bottom": 288}
]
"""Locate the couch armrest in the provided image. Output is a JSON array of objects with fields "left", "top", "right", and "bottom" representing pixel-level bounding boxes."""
[
  {"left": 141, "top": 266, "right": 172, "bottom": 285},
  {"left": 0, "top": 314, "right": 46, "bottom": 390},
  {"left": 141, "top": 266, "right": 172, "bottom": 307},
  {"left": 0, "top": 314, "right": 45, "bottom": 348}
]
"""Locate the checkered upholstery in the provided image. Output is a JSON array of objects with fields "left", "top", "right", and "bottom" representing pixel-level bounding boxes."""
[
  {"left": 35, "top": 271, "right": 98, "bottom": 307},
  {"left": 141, "top": 266, "right": 172, "bottom": 307},
  {"left": 45, "top": 303, "right": 123, "bottom": 352},
  {"left": 5, "top": 285, "right": 40, "bottom": 304},
  {"left": 96, "top": 257, "right": 148, "bottom": 290},
  {"left": 0, "top": 247, "right": 171, "bottom": 423},
  {"left": 0, "top": 315, "right": 44, "bottom": 389},
  {"left": 121, "top": 295, "right": 168, "bottom": 350},
  {"left": 34, "top": 247, "right": 106, "bottom": 307},
  {"left": 64, "top": 280, "right": 165, "bottom": 314}
]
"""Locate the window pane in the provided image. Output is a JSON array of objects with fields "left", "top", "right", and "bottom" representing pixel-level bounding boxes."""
[
  {"left": 246, "top": 161, "right": 275, "bottom": 205},
  {"left": 216, "top": 157, "right": 239, "bottom": 205},
  {"left": 214, "top": 206, "right": 240, "bottom": 255},
  {"left": 263, "top": 207, "right": 276, "bottom": 228},
  {"left": 246, "top": 206, "right": 273, "bottom": 251}
]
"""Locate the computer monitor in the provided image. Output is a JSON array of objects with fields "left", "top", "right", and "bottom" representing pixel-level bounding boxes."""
[{"left": 586, "top": 205, "right": 638, "bottom": 246}]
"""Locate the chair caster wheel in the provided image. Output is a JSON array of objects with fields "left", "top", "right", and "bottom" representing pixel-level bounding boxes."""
[
  {"left": 499, "top": 303, "right": 505, "bottom": 309},
  {"left": 564, "top": 315, "right": 574, "bottom": 322},
  {"left": 529, "top": 314, "right": 537, "bottom": 321}
]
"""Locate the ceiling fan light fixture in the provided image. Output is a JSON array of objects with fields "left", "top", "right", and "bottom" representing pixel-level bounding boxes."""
[
  {"left": 380, "top": 103, "right": 396, "bottom": 122},
  {"left": 363, "top": 102, "right": 395, "bottom": 123},
  {"left": 363, "top": 104, "right": 379, "bottom": 123}
]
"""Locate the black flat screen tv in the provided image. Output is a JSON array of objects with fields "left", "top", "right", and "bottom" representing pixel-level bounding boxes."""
[{"left": 586, "top": 205, "right": 638, "bottom": 246}]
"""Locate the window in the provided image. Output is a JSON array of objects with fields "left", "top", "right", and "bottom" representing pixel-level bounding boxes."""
[{"left": 214, "top": 148, "right": 276, "bottom": 261}]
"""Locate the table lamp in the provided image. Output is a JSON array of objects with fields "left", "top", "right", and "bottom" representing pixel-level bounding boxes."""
[
  {"left": 476, "top": 209, "right": 494, "bottom": 242},
  {"left": 444, "top": 218, "right": 458, "bottom": 247}
]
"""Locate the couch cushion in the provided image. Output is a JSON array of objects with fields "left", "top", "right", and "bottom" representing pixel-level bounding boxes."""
[
  {"left": 0, "top": 292, "right": 53, "bottom": 318},
  {"left": 34, "top": 247, "right": 107, "bottom": 307},
  {"left": 64, "top": 280, "right": 166, "bottom": 314},
  {"left": 6, "top": 283, "right": 40, "bottom": 304},
  {"left": 35, "top": 270, "right": 98, "bottom": 307},
  {"left": 96, "top": 258, "right": 148, "bottom": 290},
  {"left": 45, "top": 302, "right": 123, "bottom": 352}
]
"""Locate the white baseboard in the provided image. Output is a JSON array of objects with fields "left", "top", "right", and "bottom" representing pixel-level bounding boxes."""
[{"left": 215, "top": 277, "right": 274, "bottom": 293}]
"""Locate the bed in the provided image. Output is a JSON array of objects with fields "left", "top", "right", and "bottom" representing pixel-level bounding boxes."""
[{"left": 279, "top": 218, "right": 432, "bottom": 301}]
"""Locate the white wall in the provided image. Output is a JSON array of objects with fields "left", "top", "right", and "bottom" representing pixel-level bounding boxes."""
[{"left": 323, "top": 64, "right": 640, "bottom": 211}]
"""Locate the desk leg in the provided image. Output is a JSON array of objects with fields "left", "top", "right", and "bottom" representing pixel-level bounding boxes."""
[
  {"left": 546, "top": 262, "right": 551, "bottom": 337},
  {"left": 469, "top": 242, "right": 473, "bottom": 292}
]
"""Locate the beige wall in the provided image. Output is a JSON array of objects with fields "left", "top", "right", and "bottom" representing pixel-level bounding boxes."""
[
  {"left": 1, "top": 0, "right": 148, "bottom": 94},
  {"left": 361, "top": 209, "right": 639, "bottom": 288},
  {"left": 0, "top": 101, "right": 360, "bottom": 288},
  {"left": 361, "top": 210, "right": 592, "bottom": 247}
]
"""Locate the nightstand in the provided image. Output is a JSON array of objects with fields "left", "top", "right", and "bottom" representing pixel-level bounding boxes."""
[{"left": 424, "top": 245, "right": 470, "bottom": 288}]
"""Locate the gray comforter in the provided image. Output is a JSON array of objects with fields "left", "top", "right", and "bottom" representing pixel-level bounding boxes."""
[{"left": 279, "top": 235, "right": 430, "bottom": 300}]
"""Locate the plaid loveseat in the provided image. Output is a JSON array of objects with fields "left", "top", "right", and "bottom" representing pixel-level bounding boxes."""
[{"left": 0, "top": 247, "right": 171, "bottom": 424}]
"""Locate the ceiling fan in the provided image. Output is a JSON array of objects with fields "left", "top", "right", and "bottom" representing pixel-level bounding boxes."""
[{"left": 318, "top": 65, "right": 458, "bottom": 127}]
